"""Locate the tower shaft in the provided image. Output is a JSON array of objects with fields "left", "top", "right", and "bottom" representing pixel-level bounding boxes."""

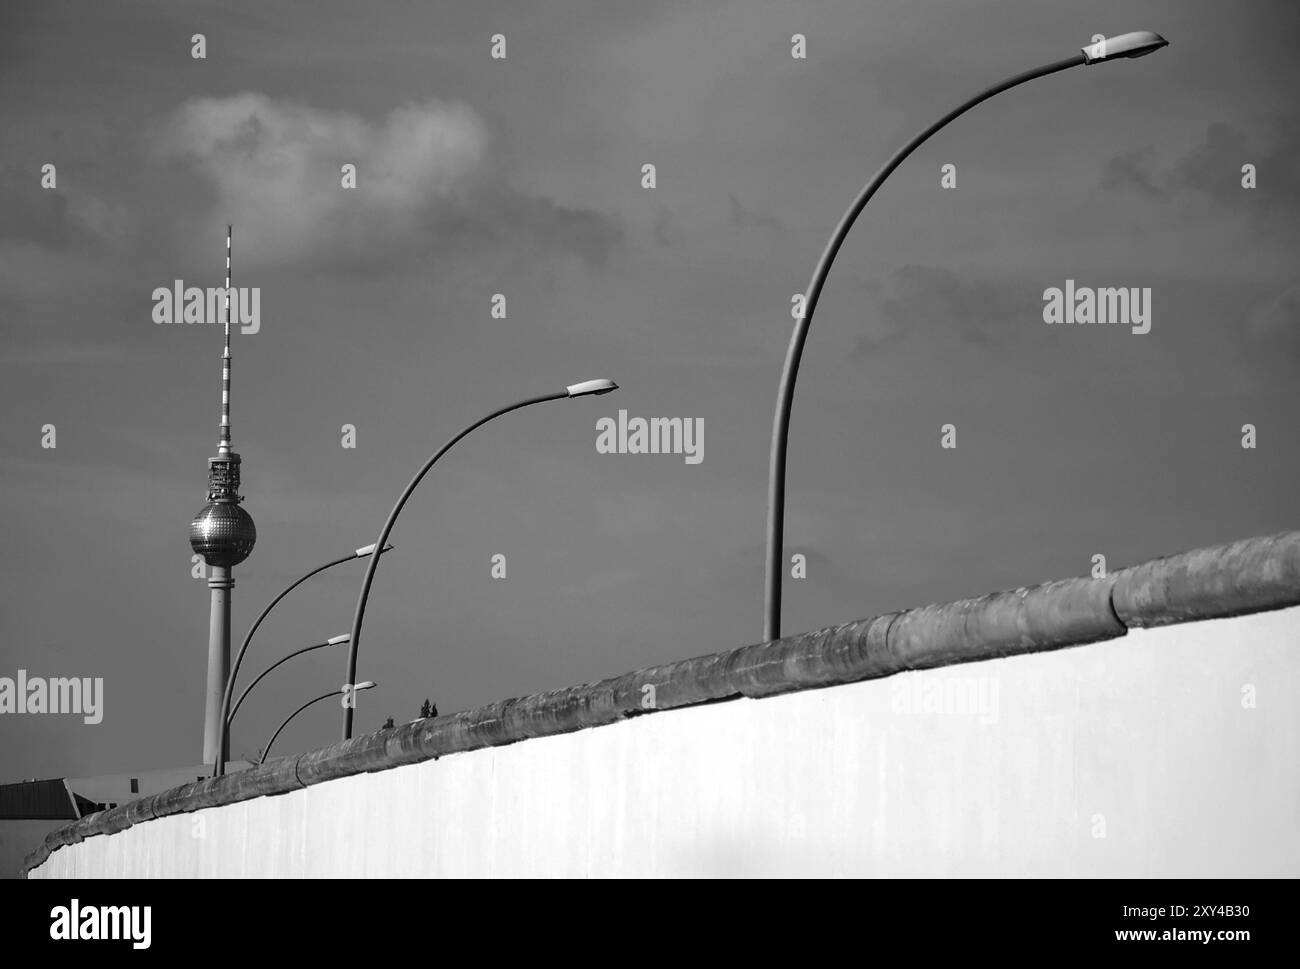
[{"left": 203, "top": 568, "right": 233, "bottom": 764}]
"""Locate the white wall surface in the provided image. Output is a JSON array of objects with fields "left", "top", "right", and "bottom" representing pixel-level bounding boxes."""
[{"left": 32, "top": 606, "right": 1300, "bottom": 877}]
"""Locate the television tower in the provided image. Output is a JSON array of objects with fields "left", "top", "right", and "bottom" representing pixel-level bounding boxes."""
[{"left": 189, "top": 225, "right": 257, "bottom": 764}]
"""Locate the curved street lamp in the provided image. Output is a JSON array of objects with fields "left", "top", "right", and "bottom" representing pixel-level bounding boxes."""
[
  {"left": 214, "top": 543, "right": 391, "bottom": 776},
  {"left": 214, "top": 633, "right": 351, "bottom": 776},
  {"left": 342, "top": 378, "right": 619, "bottom": 740},
  {"left": 762, "top": 31, "right": 1169, "bottom": 641},
  {"left": 262, "top": 682, "right": 377, "bottom": 763}
]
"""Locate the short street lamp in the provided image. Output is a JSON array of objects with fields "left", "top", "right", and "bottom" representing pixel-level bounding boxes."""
[
  {"left": 342, "top": 379, "right": 619, "bottom": 740},
  {"left": 263, "top": 682, "right": 377, "bottom": 763},
  {"left": 226, "top": 634, "right": 351, "bottom": 729}
]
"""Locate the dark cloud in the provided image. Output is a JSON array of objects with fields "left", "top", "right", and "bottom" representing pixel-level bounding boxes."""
[
  {"left": 1245, "top": 280, "right": 1300, "bottom": 363},
  {"left": 727, "top": 194, "right": 783, "bottom": 236},
  {"left": 652, "top": 206, "right": 677, "bottom": 247},
  {"left": 1100, "top": 149, "right": 1168, "bottom": 200},
  {"left": 0, "top": 166, "right": 128, "bottom": 250},
  {"left": 1167, "top": 122, "right": 1259, "bottom": 204},
  {"left": 860, "top": 265, "right": 1040, "bottom": 354},
  {"left": 438, "top": 189, "right": 624, "bottom": 269},
  {"left": 0, "top": 186, "right": 80, "bottom": 248},
  {"left": 1101, "top": 117, "right": 1300, "bottom": 233}
]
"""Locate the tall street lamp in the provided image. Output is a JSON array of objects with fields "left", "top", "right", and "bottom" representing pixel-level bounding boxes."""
[
  {"left": 214, "top": 543, "right": 391, "bottom": 776},
  {"left": 762, "top": 31, "right": 1169, "bottom": 642},
  {"left": 342, "top": 378, "right": 619, "bottom": 740},
  {"left": 263, "top": 682, "right": 377, "bottom": 763}
]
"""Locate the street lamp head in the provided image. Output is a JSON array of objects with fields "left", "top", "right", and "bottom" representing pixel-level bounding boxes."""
[
  {"left": 1082, "top": 31, "right": 1168, "bottom": 64},
  {"left": 353, "top": 681, "right": 377, "bottom": 692},
  {"left": 566, "top": 378, "right": 619, "bottom": 398},
  {"left": 326, "top": 634, "right": 351, "bottom": 646},
  {"left": 354, "top": 542, "right": 395, "bottom": 558}
]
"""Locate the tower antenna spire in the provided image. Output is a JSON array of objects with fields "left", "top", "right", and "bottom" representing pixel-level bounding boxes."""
[{"left": 219, "top": 223, "right": 232, "bottom": 454}]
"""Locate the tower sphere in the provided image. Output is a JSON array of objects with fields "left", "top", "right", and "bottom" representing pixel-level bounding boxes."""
[{"left": 190, "top": 501, "right": 257, "bottom": 567}]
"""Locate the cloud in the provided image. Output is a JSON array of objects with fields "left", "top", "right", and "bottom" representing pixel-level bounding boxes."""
[
  {"left": 153, "top": 92, "right": 620, "bottom": 268},
  {"left": 860, "top": 265, "right": 1039, "bottom": 354},
  {"left": 1166, "top": 122, "right": 1257, "bottom": 204},
  {"left": 1100, "top": 118, "right": 1300, "bottom": 233},
  {"left": 417, "top": 185, "right": 623, "bottom": 268},
  {"left": 727, "top": 194, "right": 783, "bottom": 235},
  {"left": 652, "top": 206, "right": 677, "bottom": 247},
  {"left": 0, "top": 165, "right": 133, "bottom": 250},
  {"left": 1100, "top": 149, "right": 1168, "bottom": 200},
  {"left": 0, "top": 188, "right": 85, "bottom": 248},
  {"left": 1245, "top": 280, "right": 1300, "bottom": 362}
]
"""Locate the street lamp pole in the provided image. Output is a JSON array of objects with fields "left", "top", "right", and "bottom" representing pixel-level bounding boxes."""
[
  {"left": 342, "top": 378, "right": 619, "bottom": 740},
  {"left": 762, "top": 31, "right": 1168, "bottom": 642}
]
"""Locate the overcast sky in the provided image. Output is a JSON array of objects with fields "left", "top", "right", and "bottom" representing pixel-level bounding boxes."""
[{"left": 2, "top": 0, "right": 1298, "bottom": 782}]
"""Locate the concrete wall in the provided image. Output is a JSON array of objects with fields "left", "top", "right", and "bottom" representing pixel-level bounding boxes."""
[{"left": 31, "top": 606, "right": 1300, "bottom": 877}]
